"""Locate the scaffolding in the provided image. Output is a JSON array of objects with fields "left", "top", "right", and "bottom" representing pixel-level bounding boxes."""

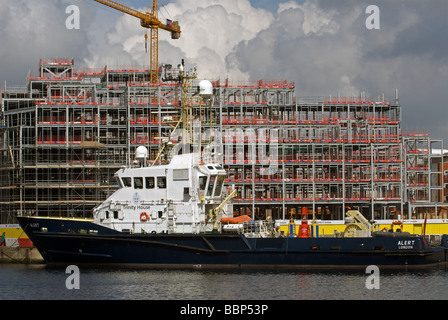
[{"left": 0, "top": 58, "right": 445, "bottom": 223}]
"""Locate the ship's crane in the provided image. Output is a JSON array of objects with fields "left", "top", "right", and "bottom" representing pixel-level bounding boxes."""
[
  {"left": 343, "top": 210, "right": 373, "bottom": 237},
  {"left": 94, "top": 0, "right": 181, "bottom": 85},
  {"left": 211, "top": 189, "right": 238, "bottom": 233}
]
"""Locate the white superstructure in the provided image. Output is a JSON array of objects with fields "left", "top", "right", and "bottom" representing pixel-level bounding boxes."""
[{"left": 93, "top": 149, "right": 233, "bottom": 234}]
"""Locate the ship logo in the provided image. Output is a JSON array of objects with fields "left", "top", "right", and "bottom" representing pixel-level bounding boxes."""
[{"left": 133, "top": 192, "right": 140, "bottom": 205}]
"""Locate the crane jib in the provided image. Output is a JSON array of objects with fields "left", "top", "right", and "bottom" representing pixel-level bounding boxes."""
[{"left": 94, "top": 0, "right": 181, "bottom": 84}]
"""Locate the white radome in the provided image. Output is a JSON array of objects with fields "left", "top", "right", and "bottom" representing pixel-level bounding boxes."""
[{"left": 199, "top": 80, "right": 213, "bottom": 98}]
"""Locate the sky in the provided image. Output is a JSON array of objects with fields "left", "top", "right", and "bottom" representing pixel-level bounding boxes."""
[{"left": 0, "top": 0, "right": 447, "bottom": 144}]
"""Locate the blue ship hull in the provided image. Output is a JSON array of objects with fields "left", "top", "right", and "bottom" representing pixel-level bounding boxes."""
[{"left": 17, "top": 217, "right": 448, "bottom": 269}]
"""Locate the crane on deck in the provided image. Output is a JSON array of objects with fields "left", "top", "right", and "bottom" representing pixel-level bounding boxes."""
[{"left": 94, "top": 0, "right": 181, "bottom": 85}]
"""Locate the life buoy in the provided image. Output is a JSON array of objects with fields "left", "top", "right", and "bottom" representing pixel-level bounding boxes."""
[{"left": 140, "top": 212, "right": 149, "bottom": 222}]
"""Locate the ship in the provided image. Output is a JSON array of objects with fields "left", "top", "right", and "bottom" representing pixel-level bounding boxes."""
[
  {"left": 16, "top": 62, "right": 448, "bottom": 269},
  {"left": 16, "top": 147, "right": 448, "bottom": 269}
]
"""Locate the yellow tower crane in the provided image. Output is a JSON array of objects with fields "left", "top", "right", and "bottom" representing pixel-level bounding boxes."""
[{"left": 94, "top": 0, "right": 181, "bottom": 85}]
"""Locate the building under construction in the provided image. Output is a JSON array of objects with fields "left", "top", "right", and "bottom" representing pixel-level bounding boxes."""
[{"left": 0, "top": 58, "right": 446, "bottom": 224}]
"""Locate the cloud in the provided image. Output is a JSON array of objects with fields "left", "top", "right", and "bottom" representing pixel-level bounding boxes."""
[
  {"left": 0, "top": 0, "right": 447, "bottom": 142},
  {"left": 228, "top": 0, "right": 448, "bottom": 140},
  {"left": 228, "top": 1, "right": 361, "bottom": 95},
  {"left": 83, "top": 0, "right": 274, "bottom": 80},
  {"left": 0, "top": 0, "right": 95, "bottom": 85}
]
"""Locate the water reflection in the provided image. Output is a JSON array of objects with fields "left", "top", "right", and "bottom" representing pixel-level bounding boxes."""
[{"left": 1, "top": 264, "right": 447, "bottom": 300}]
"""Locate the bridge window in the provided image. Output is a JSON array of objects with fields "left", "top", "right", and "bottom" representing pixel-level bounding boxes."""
[
  {"left": 134, "top": 177, "right": 143, "bottom": 189},
  {"left": 214, "top": 176, "right": 224, "bottom": 196},
  {"left": 145, "top": 177, "right": 155, "bottom": 189},
  {"left": 207, "top": 175, "right": 216, "bottom": 197},
  {"left": 157, "top": 177, "right": 166, "bottom": 189},
  {"left": 122, "top": 177, "right": 131, "bottom": 187},
  {"left": 199, "top": 176, "right": 207, "bottom": 190}
]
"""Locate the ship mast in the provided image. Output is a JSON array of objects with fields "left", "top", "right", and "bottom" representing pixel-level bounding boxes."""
[
  {"left": 152, "top": 59, "right": 197, "bottom": 166},
  {"left": 179, "top": 59, "right": 197, "bottom": 149}
]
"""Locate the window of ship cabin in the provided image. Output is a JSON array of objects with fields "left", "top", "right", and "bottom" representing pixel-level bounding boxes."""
[
  {"left": 134, "top": 177, "right": 143, "bottom": 189},
  {"left": 116, "top": 176, "right": 124, "bottom": 188},
  {"left": 157, "top": 177, "right": 166, "bottom": 189},
  {"left": 199, "top": 176, "right": 207, "bottom": 191},
  {"left": 122, "top": 177, "right": 132, "bottom": 187},
  {"left": 214, "top": 175, "right": 224, "bottom": 196},
  {"left": 206, "top": 175, "right": 216, "bottom": 197},
  {"left": 145, "top": 177, "right": 155, "bottom": 189}
]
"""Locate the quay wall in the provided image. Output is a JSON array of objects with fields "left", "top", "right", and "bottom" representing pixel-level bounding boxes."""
[{"left": 0, "top": 247, "right": 43, "bottom": 263}]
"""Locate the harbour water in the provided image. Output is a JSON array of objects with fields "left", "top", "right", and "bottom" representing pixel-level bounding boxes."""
[{"left": 1, "top": 264, "right": 448, "bottom": 301}]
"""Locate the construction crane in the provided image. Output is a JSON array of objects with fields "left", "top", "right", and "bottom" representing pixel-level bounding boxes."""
[{"left": 94, "top": 0, "right": 181, "bottom": 85}]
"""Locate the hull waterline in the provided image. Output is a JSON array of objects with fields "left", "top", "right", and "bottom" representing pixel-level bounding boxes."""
[{"left": 18, "top": 216, "right": 448, "bottom": 270}]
